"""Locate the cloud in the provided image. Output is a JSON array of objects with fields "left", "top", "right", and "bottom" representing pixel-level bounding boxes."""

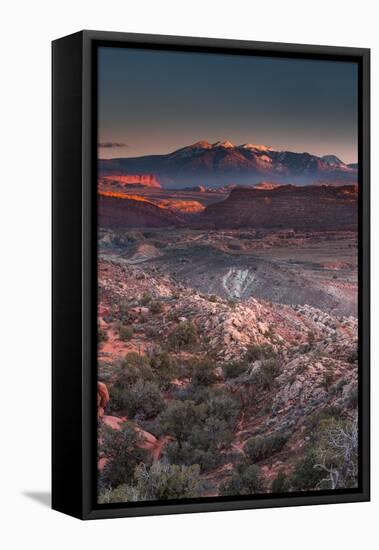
[{"left": 98, "top": 142, "right": 127, "bottom": 148}]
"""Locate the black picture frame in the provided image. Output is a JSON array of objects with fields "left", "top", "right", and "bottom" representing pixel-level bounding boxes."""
[{"left": 52, "top": 30, "right": 370, "bottom": 520}]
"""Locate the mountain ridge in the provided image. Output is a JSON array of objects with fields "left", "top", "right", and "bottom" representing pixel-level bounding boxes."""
[{"left": 99, "top": 140, "right": 357, "bottom": 188}]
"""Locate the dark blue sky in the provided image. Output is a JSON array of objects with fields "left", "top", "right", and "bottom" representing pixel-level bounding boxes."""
[{"left": 98, "top": 47, "right": 358, "bottom": 163}]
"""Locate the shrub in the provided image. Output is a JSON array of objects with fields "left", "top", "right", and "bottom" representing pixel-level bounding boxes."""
[
  {"left": 149, "top": 300, "right": 164, "bottom": 314},
  {"left": 162, "top": 396, "right": 237, "bottom": 472},
  {"left": 222, "top": 360, "right": 248, "bottom": 379},
  {"left": 119, "top": 325, "right": 134, "bottom": 341},
  {"left": 165, "top": 440, "right": 220, "bottom": 472},
  {"left": 244, "top": 431, "right": 289, "bottom": 462},
  {"left": 165, "top": 416, "right": 233, "bottom": 472},
  {"left": 145, "top": 326, "right": 159, "bottom": 338},
  {"left": 123, "top": 379, "right": 165, "bottom": 420},
  {"left": 271, "top": 470, "right": 290, "bottom": 493},
  {"left": 109, "top": 354, "right": 162, "bottom": 417},
  {"left": 304, "top": 406, "right": 341, "bottom": 440},
  {"left": 191, "top": 357, "right": 218, "bottom": 386},
  {"left": 249, "top": 358, "right": 281, "bottom": 390},
  {"left": 99, "top": 462, "right": 202, "bottom": 502},
  {"left": 168, "top": 321, "right": 198, "bottom": 351},
  {"left": 150, "top": 351, "right": 178, "bottom": 386},
  {"left": 245, "top": 343, "right": 275, "bottom": 362},
  {"left": 140, "top": 292, "right": 152, "bottom": 306},
  {"left": 289, "top": 449, "right": 325, "bottom": 491},
  {"left": 98, "top": 423, "right": 148, "bottom": 490},
  {"left": 348, "top": 349, "right": 358, "bottom": 363},
  {"left": 206, "top": 393, "right": 241, "bottom": 428},
  {"left": 98, "top": 327, "right": 108, "bottom": 343},
  {"left": 220, "top": 464, "right": 265, "bottom": 496},
  {"left": 320, "top": 368, "right": 335, "bottom": 390},
  {"left": 159, "top": 400, "right": 207, "bottom": 441}
]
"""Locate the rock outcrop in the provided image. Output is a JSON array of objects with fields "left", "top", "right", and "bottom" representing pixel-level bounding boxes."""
[
  {"left": 100, "top": 174, "right": 161, "bottom": 188},
  {"left": 198, "top": 185, "right": 358, "bottom": 230}
]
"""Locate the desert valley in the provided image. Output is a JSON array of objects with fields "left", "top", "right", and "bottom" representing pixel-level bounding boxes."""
[{"left": 97, "top": 141, "right": 359, "bottom": 503}]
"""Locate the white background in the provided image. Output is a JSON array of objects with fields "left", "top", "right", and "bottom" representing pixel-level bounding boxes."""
[{"left": 1, "top": 0, "right": 377, "bottom": 548}]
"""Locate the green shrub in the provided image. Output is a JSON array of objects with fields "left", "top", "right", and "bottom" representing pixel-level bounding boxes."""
[
  {"left": 206, "top": 393, "right": 241, "bottom": 428},
  {"left": 222, "top": 360, "right": 248, "bottom": 379},
  {"left": 304, "top": 406, "right": 341, "bottom": 440},
  {"left": 245, "top": 431, "right": 289, "bottom": 462},
  {"left": 320, "top": 368, "right": 335, "bottom": 390},
  {"left": 348, "top": 349, "right": 358, "bottom": 363},
  {"left": 119, "top": 325, "right": 134, "bottom": 341},
  {"left": 220, "top": 464, "right": 265, "bottom": 496},
  {"left": 98, "top": 423, "right": 147, "bottom": 490},
  {"left": 271, "top": 470, "right": 290, "bottom": 493},
  {"left": 191, "top": 357, "right": 218, "bottom": 386},
  {"left": 162, "top": 395, "right": 238, "bottom": 472},
  {"left": 98, "top": 327, "right": 108, "bottom": 343},
  {"left": 99, "top": 462, "right": 202, "bottom": 502},
  {"left": 289, "top": 449, "right": 325, "bottom": 491},
  {"left": 145, "top": 326, "right": 159, "bottom": 338},
  {"left": 159, "top": 400, "right": 207, "bottom": 441},
  {"left": 168, "top": 321, "right": 198, "bottom": 351},
  {"left": 149, "top": 300, "right": 164, "bottom": 314},
  {"left": 122, "top": 379, "right": 165, "bottom": 420},
  {"left": 140, "top": 292, "right": 152, "bottom": 306},
  {"left": 248, "top": 358, "right": 281, "bottom": 390},
  {"left": 109, "top": 354, "right": 164, "bottom": 418},
  {"left": 245, "top": 343, "right": 275, "bottom": 362}
]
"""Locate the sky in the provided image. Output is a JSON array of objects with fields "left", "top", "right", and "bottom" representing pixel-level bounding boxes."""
[{"left": 98, "top": 47, "right": 358, "bottom": 164}]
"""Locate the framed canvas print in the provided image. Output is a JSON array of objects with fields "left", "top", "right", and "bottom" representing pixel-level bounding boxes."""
[{"left": 52, "top": 31, "right": 370, "bottom": 520}]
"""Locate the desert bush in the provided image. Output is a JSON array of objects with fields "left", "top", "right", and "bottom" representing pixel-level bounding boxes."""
[
  {"left": 206, "top": 393, "right": 241, "bottom": 428},
  {"left": 222, "top": 360, "right": 249, "bottom": 379},
  {"left": 123, "top": 379, "right": 165, "bottom": 420},
  {"left": 271, "top": 470, "right": 290, "bottom": 493},
  {"left": 245, "top": 343, "right": 275, "bottom": 362},
  {"left": 119, "top": 324, "right": 134, "bottom": 341},
  {"left": 191, "top": 357, "right": 218, "bottom": 386},
  {"left": 150, "top": 350, "right": 178, "bottom": 387},
  {"left": 145, "top": 326, "right": 159, "bottom": 338},
  {"left": 348, "top": 349, "right": 358, "bottom": 363},
  {"left": 98, "top": 327, "right": 108, "bottom": 343},
  {"left": 140, "top": 292, "right": 152, "bottom": 306},
  {"left": 99, "top": 462, "right": 202, "bottom": 502},
  {"left": 159, "top": 400, "right": 207, "bottom": 441},
  {"left": 304, "top": 406, "right": 341, "bottom": 441},
  {"left": 109, "top": 355, "right": 161, "bottom": 416},
  {"left": 165, "top": 416, "right": 233, "bottom": 472},
  {"left": 344, "top": 384, "right": 358, "bottom": 408},
  {"left": 313, "top": 414, "right": 358, "bottom": 489},
  {"left": 165, "top": 440, "right": 219, "bottom": 472},
  {"left": 168, "top": 321, "right": 198, "bottom": 351},
  {"left": 320, "top": 367, "right": 335, "bottom": 390},
  {"left": 247, "top": 357, "right": 280, "bottom": 390},
  {"left": 289, "top": 449, "right": 325, "bottom": 491},
  {"left": 162, "top": 395, "right": 238, "bottom": 472},
  {"left": 149, "top": 300, "right": 164, "bottom": 314},
  {"left": 98, "top": 423, "right": 148, "bottom": 490},
  {"left": 220, "top": 464, "right": 265, "bottom": 496},
  {"left": 244, "top": 431, "right": 289, "bottom": 462}
]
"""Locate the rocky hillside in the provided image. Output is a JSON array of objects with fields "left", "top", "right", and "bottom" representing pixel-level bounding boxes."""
[
  {"left": 97, "top": 256, "right": 358, "bottom": 503},
  {"left": 98, "top": 192, "right": 183, "bottom": 228}
]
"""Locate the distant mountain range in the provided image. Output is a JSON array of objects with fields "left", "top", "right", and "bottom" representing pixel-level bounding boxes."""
[{"left": 99, "top": 140, "right": 358, "bottom": 188}]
